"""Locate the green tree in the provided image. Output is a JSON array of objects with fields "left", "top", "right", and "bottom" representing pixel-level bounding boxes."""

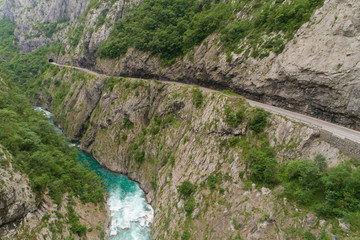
[{"left": 177, "top": 180, "right": 194, "bottom": 198}]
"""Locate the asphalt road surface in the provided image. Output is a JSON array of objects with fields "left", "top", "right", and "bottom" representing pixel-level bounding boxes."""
[{"left": 51, "top": 62, "right": 360, "bottom": 144}]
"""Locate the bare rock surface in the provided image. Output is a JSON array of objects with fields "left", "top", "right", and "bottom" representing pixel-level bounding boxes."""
[
  {"left": 0, "top": 145, "right": 36, "bottom": 227},
  {"left": 93, "top": 0, "right": 360, "bottom": 131},
  {"left": 34, "top": 67, "right": 356, "bottom": 239}
]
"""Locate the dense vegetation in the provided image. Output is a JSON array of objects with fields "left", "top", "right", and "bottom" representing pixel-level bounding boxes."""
[
  {"left": 0, "top": 19, "right": 105, "bottom": 207},
  {"left": 0, "top": 18, "right": 18, "bottom": 59},
  {"left": 0, "top": 76, "right": 105, "bottom": 205},
  {"left": 0, "top": 19, "right": 63, "bottom": 95},
  {"left": 240, "top": 130, "right": 360, "bottom": 231},
  {"left": 218, "top": 105, "right": 360, "bottom": 233},
  {"left": 98, "top": 0, "right": 324, "bottom": 63},
  {"left": 97, "top": 0, "right": 232, "bottom": 64}
]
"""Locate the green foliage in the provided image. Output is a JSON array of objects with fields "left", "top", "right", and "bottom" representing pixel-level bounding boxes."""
[
  {"left": 96, "top": 11, "right": 107, "bottom": 29},
  {"left": 318, "top": 230, "right": 331, "bottom": 240},
  {"left": 282, "top": 158, "right": 360, "bottom": 219},
  {"left": 221, "top": 0, "right": 325, "bottom": 57},
  {"left": 314, "top": 154, "right": 327, "bottom": 171},
  {"left": 248, "top": 108, "right": 269, "bottom": 133},
  {"left": 184, "top": 197, "right": 195, "bottom": 214},
  {"left": 191, "top": 87, "right": 203, "bottom": 108},
  {"left": 224, "top": 104, "right": 244, "bottom": 128},
  {"left": 0, "top": 79, "right": 105, "bottom": 205},
  {"left": 134, "top": 150, "right": 145, "bottom": 163},
  {"left": 148, "top": 113, "right": 176, "bottom": 136},
  {"left": 181, "top": 230, "right": 190, "bottom": 240},
  {"left": 67, "top": 204, "right": 87, "bottom": 236},
  {"left": 303, "top": 231, "right": 316, "bottom": 240},
  {"left": 246, "top": 147, "right": 277, "bottom": 185},
  {"left": 177, "top": 180, "right": 194, "bottom": 198},
  {"left": 1, "top": 43, "right": 61, "bottom": 95},
  {"left": 0, "top": 19, "right": 62, "bottom": 95},
  {"left": 282, "top": 159, "right": 321, "bottom": 205},
  {"left": 105, "top": 76, "right": 123, "bottom": 91},
  {"left": 129, "top": 133, "right": 146, "bottom": 164},
  {"left": 70, "top": 24, "right": 84, "bottom": 47},
  {"left": 229, "top": 137, "right": 240, "bottom": 147},
  {"left": 0, "top": 18, "right": 18, "bottom": 59},
  {"left": 33, "top": 18, "right": 69, "bottom": 38},
  {"left": 121, "top": 116, "right": 134, "bottom": 129},
  {"left": 98, "top": 0, "right": 324, "bottom": 62},
  {"left": 207, "top": 173, "right": 222, "bottom": 191},
  {"left": 97, "top": 0, "right": 232, "bottom": 63}
]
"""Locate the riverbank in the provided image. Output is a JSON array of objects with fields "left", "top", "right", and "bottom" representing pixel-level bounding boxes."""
[{"left": 39, "top": 107, "right": 153, "bottom": 239}]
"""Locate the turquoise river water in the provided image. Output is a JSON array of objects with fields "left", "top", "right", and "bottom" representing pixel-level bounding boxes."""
[{"left": 35, "top": 107, "right": 153, "bottom": 240}]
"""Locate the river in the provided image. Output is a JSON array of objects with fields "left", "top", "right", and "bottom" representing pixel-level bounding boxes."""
[{"left": 35, "top": 107, "right": 153, "bottom": 240}]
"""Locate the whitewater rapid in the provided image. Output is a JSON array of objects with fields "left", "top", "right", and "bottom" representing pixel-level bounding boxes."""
[{"left": 35, "top": 107, "right": 153, "bottom": 239}]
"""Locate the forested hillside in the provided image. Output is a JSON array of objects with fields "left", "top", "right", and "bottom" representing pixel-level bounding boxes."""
[
  {"left": 0, "top": 18, "right": 107, "bottom": 239},
  {"left": 98, "top": 0, "right": 324, "bottom": 64},
  {"left": 1, "top": 0, "right": 360, "bottom": 239}
]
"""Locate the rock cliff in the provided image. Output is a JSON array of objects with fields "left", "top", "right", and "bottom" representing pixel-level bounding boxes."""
[
  {"left": 33, "top": 66, "right": 356, "bottom": 239},
  {"left": 0, "top": 0, "right": 89, "bottom": 53},
  {"left": 2, "top": 0, "right": 360, "bottom": 238},
  {"left": 0, "top": 79, "right": 109, "bottom": 240},
  {"left": 0, "top": 145, "right": 36, "bottom": 227},
  {"left": 2, "top": 0, "right": 360, "bottom": 131},
  {"left": 93, "top": 0, "right": 360, "bottom": 131}
]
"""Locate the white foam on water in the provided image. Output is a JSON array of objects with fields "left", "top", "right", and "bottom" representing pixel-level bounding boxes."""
[
  {"left": 108, "top": 183, "right": 154, "bottom": 240},
  {"left": 34, "top": 107, "right": 52, "bottom": 118},
  {"left": 35, "top": 106, "right": 154, "bottom": 239},
  {"left": 69, "top": 142, "right": 80, "bottom": 148}
]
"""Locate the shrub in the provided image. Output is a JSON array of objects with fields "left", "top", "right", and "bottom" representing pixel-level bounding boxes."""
[
  {"left": 314, "top": 154, "right": 327, "bottom": 171},
  {"left": 181, "top": 230, "right": 191, "bottom": 240},
  {"left": 97, "top": 0, "right": 231, "bottom": 63},
  {"left": 177, "top": 180, "right": 194, "bottom": 198},
  {"left": 191, "top": 87, "right": 203, "bottom": 108},
  {"left": 207, "top": 174, "right": 221, "bottom": 191},
  {"left": 184, "top": 197, "right": 195, "bottom": 214},
  {"left": 68, "top": 205, "right": 87, "bottom": 236},
  {"left": 246, "top": 148, "right": 277, "bottom": 185},
  {"left": 248, "top": 108, "right": 269, "bottom": 133},
  {"left": 303, "top": 231, "right": 316, "bottom": 240},
  {"left": 134, "top": 150, "right": 145, "bottom": 163},
  {"left": 229, "top": 137, "right": 240, "bottom": 147},
  {"left": 224, "top": 105, "right": 244, "bottom": 128}
]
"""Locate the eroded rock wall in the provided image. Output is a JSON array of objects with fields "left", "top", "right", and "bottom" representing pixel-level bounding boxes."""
[
  {"left": 93, "top": 0, "right": 360, "bottom": 131},
  {"left": 34, "top": 66, "right": 356, "bottom": 239},
  {"left": 3, "top": 0, "right": 360, "bottom": 131}
]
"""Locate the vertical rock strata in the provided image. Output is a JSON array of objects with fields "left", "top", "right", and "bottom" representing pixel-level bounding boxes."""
[{"left": 34, "top": 67, "right": 356, "bottom": 239}]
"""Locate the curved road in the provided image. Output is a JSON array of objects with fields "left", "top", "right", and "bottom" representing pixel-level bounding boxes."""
[{"left": 51, "top": 62, "right": 360, "bottom": 144}]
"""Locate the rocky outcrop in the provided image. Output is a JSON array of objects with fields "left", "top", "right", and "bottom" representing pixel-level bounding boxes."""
[
  {"left": 34, "top": 66, "right": 355, "bottom": 239},
  {"left": 92, "top": 0, "right": 360, "bottom": 132},
  {"left": 0, "top": 145, "right": 36, "bottom": 227},
  {"left": 5, "top": 0, "right": 360, "bottom": 131},
  {"left": 0, "top": 128, "right": 109, "bottom": 240},
  {"left": 0, "top": 0, "right": 89, "bottom": 53}
]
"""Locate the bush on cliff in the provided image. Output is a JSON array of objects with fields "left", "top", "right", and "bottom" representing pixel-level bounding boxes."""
[
  {"left": 97, "top": 0, "right": 324, "bottom": 63},
  {"left": 0, "top": 77, "right": 105, "bottom": 205},
  {"left": 177, "top": 180, "right": 194, "bottom": 198}
]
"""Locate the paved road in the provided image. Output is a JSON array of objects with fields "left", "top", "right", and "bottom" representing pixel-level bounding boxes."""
[
  {"left": 51, "top": 62, "right": 107, "bottom": 76},
  {"left": 51, "top": 62, "right": 360, "bottom": 143}
]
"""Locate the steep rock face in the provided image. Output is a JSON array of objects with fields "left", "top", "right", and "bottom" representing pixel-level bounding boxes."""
[
  {"left": 92, "top": 0, "right": 360, "bottom": 131},
  {"left": 0, "top": 0, "right": 89, "bottom": 53},
  {"left": 0, "top": 146, "right": 36, "bottom": 227},
  {"left": 2, "top": 0, "right": 360, "bottom": 130},
  {"left": 57, "top": 0, "right": 142, "bottom": 67},
  {"left": 4, "top": 0, "right": 359, "bottom": 131},
  {"left": 34, "top": 67, "right": 355, "bottom": 239}
]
